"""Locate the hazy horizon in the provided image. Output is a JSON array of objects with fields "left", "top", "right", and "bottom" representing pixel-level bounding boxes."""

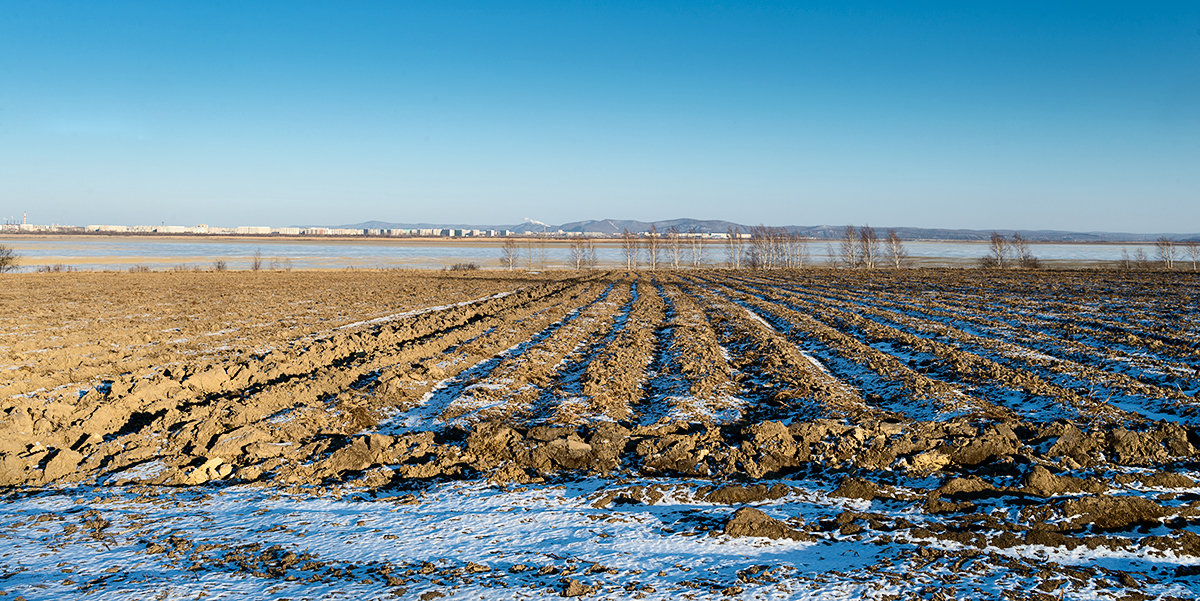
[{"left": 2, "top": 2, "right": 1197, "bottom": 232}]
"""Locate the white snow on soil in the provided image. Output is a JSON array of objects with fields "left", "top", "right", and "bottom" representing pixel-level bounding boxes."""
[{"left": 3, "top": 477, "right": 1197, "bottom": 600}]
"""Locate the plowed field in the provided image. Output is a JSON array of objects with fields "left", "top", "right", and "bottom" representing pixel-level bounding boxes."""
[{"left": 2, "top": 269, "right": 1199, "bottom": 600}]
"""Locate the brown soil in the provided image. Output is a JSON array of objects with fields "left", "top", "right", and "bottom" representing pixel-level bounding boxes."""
[{"left": 3, "top": 267, "right": 1199, "bottom": 597}]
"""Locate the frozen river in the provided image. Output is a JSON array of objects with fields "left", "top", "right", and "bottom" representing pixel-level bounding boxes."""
[{"left": 0, "top": 235, "right": 1172, "bottom": 271}]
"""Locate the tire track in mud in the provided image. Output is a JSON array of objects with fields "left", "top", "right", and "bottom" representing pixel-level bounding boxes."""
[
  {"left": 724, "top": 274, "right": 1128, "bottom": 424},
  {"left": 627, "top": 278, "right": 742, "bottom": 428},
  {"left": 677, "top": 277, "right": 874, "bottom": 423},
  {"left": 11, "top": 276, "right": 600, "bottom": 485},
  {"left": 803, "top": 274, "right": 1200, "bottom": 385},
  {"left": 638, "top": 280, "right": 743, "bottom": 426},
  {"left": 627, "top": 278, "right": 695, "bottom": 428},
  {"left": 424, "top": 279, "right": 636, "bottom": 427},
  {"left": 580, "top": 275, "right": 666, "bottom": 422},
  {"left": 753, "top": 273, "right": 1200, "bottom": 423},
  {"left": 0, "top": 273, "right": 531, "bottom": 401},
  {"left": 691, "top": 274, "right": 1006, "bottom": 422},
  {"left": 372, "top": 280, "right": 617, "bottom": 433},
  {"left": 203, "top": 277, "right": 614, "bottom": 480},
  {"left": 532, "top": 280, "right": 639, "bottom": 426},
  {"left": 808, "top": 273, "right": 1200, "bottom": 363}
]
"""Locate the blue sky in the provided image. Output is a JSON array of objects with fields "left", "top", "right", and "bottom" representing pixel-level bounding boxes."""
[{"left": 1, "top": 2, "right": 1197, "bottom": 231}]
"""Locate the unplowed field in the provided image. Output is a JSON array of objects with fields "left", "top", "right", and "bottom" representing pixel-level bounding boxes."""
[{"left": 2, "top": 269, "right": 1199, "bottom": 600}]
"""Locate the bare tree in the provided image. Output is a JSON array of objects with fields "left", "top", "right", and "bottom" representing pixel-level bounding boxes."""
[
  {"left": 725, "top": 227, "right": 743, "bottom": 269},
  {"left": 885, "top": 229, "right": 908, "bottom": 268},
  {"left": 1012, "top": 233, "right": 1041, "bottom": 269},
  {"left": 585, "top": 237, "right": 598, "bottom": 269},
  {"left": 746, "top": 225, "right": 792, "bottom": 270},
  {"left": 0, "top": 245, "right": 17, "bottom": 273},
  {"left": 838, "top": 225, "right": 859, "bottom": 268},
  {"left": 747, "top": 225, "right": 767, "bottom": 269},
  {"left": 689, "top": 227, "right": 704, "bottom": 268},
  {"left": 500, "top": 238, "right": 520, "bottom": 270},
  {"left": 779, "top": 232, "right": 792, "bottom": 268},
  {"left": 667, "top": 227, "right": 682, "bottom": 269},
  {"left": 1118, "top": 248, "right": 1132, "bottom": 271},
  {"left": 980, "top": 232, "right": 1009, "bottom": 269},
  {"left": 251, "top": 248, "right": 263, "bottom": 271},
  {"left": 1185, "top": 240, "right": 1200, "bottom": 272},
  {"left": 784, "top": 233, "right": 809, "bottom": 268},
  {"left": 621, "top": 229, "right": 638, "bottom": 269},
  {"left": 858, "top": 225, "right": 880, "bottom": 269},
  {"left": 1133, "top": 247, "right": 1150, "bottom": 270},
  {"left": 568, "top": 236, "right": 588, "bottom": 269},
  {"left": 644, "top": 225, "right": 660, "bottom": 270},
  {"left": 768, "top": 226, "right": 786, "bottom": 268},
  {"left": 1156, "top": 237, "right": 1176, "bottom": 270}
]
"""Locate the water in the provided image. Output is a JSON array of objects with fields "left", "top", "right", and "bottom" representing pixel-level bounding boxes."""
[{"left": 0, "top": 236, "right": 1174, "bottom": 271}]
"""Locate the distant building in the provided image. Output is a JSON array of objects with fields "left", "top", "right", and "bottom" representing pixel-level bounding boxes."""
[{"left": 235, "top": 226, "right": 272, "bottom": 235}]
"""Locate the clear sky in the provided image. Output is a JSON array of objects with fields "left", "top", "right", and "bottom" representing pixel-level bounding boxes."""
[{"left": 1, "top": 1, "right": 1197, "bottom": 231}]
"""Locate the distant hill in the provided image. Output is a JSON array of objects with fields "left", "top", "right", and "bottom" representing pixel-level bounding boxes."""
[{"left": 324, "top": 218, "right": 1198, "bottom": 242}]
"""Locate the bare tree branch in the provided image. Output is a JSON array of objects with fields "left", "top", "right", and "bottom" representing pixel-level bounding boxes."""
[
  {"left": 667, "top": 227, "right": 682, "bottom": 269},
  {"left": 568, "top": 236, "right": 587, "bottom": 269},
  {"left": 1156, "top": 237, "right": 1176, "bottom": 270},
  {"left": 726, "top": 227, "right": 742, "bottom": 269},
  {"left": 858, "top": 225, "right": 880, "bottom": 269},
  {"left": 980, "top": 232, "right": 1009, "bottom": 269},
  {"left": 1012, "top": 234, "right": 1041, "bottom": 269},
  {"left": 585, "top": 237, "right": 597, "bottom": 269},
  {"left": 839, "top": 225, "right": 859, "bottom": 268},
  {"left": 621, "top": 229, "right": 638, "bottom": 269},
  {"left": 885, "top": 229, "right": 908, "bottom": 268},
  {"left": 0, "top": 245, "right": 17, "bottom": 273},
  {"left": 644, "top": 225, "right": 660, "bottom": 270},
  {"left": 501, "top": 238, "right": 520, "bottom": 270}
]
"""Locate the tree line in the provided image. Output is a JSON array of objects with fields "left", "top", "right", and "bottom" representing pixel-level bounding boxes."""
[
  {"left": 1118, "top": 238, "right": 1200, "bottom": 271},
  {"left": 541, "top": 224, "right": 915, "bottom": 270},
  {"left": 501, "top": 228, "right": 1198, "bottom": 272},
  {"left": 978, "top": 233, "right": 1200, "bottom": 271},
  {"left": 979, "top": 233, "right": 1041, "bottom": 269}
]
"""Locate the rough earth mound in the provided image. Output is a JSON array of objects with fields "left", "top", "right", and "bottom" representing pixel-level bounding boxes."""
[{"left": 2, "top": 268, "right": 1199, "bottom": 599}]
